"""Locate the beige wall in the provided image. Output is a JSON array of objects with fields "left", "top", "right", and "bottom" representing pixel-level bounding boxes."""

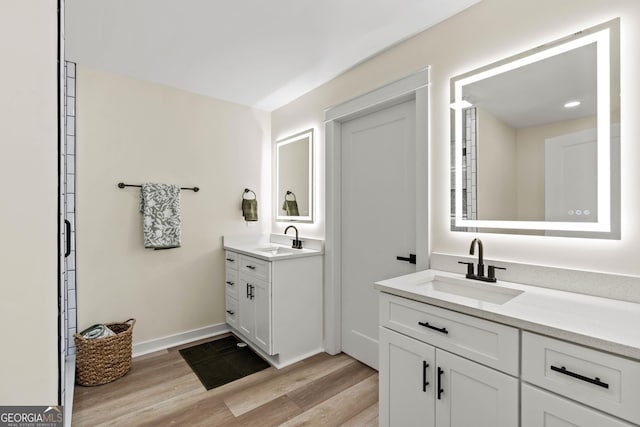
[
  {"left": 476, "top": 107, "right": 517, "bottom": 220},
  {"left": 76, "top": 67, "right": 270, "bottom": 345},
  {"left": 272, "top": 0, "right": 640, "bottom": 290},
  {"left": 0, "top": 0, "right": 59, "bottom": 404}
]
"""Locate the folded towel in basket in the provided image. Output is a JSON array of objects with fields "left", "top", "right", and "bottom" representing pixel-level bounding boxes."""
[{"left": 140, "top": 183, "right": 182, "bottom": 249}]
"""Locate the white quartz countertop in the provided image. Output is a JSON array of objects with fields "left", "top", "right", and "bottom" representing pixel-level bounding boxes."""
[
  {"left": 375, "top": 269, "right": 640, "bottom": 361},
  {"left": 223, "top": 234, "right": 323, "bottom": 261}
]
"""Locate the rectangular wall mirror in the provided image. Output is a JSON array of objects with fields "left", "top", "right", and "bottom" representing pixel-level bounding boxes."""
[
  {"left": 450, "top": 18, "right": 620, "bottom": 238},
  {"left": 275, "top": 128, "right": 314, "bottom": 223}
]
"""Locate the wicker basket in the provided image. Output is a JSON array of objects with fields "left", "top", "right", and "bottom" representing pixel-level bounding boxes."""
[{"left": 74, "top": 319, "right": 135, "bottom": 386}]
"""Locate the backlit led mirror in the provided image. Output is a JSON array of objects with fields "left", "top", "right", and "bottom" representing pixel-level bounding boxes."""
[
  {"left": 275, "top": 129, "right": 314, "bottom": 222},
  {"left": 450, "top": 19, "right": 620, "bottom": 238}
]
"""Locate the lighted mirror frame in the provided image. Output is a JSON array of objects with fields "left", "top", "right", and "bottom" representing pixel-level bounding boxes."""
[
  {"left": 275, "top": 129, "right": 314, "bottom": 223},
  {"left": 452, "top": 22, "right": 615, "bottom": 233}
]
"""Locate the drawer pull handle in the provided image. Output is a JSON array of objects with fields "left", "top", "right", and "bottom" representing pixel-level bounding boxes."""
[
  {"left": 418, "top": 321, "right": 449, "bottom": 334},
  {"left": 550, "top": 365, "right": 609, "bottom": 389},
  {"left": 246, "top": 265, "right": 256, "bottom": 270},
  {"left": 422, "top": 361, "right": 430, "bottom": 392},
  {"left": 437, "top": 367, "right": 444, "bottom": 399},
  {"left": 226, "top": 310, "right": 234, "bottom": 315},
  {"left": 226, "top": 281, "right": 234, "bottom": 286},
  {"left": 226, "top": 258, "right": 235, "bottom": 262}
]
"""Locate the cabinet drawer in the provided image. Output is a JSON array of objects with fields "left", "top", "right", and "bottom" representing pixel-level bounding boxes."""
[
  {"left": 522, "top": 332, "right": 640, "bottom": 425},
  {"left": 522, "top": 384, "right": 634, "bottom": 427},
  {"left": 225, "top": 269, "right": 238, "bottom": 299},
  {"left": 380, "top": 293, "right": 519, "bottom": 376},
  {"left": 239, "top": 255, "right": 270, "bottom": 282},
  {"left": 225, "top": 250, "right": 239, "bottom": 270},
  {"left": 225, "top": 295, "right": 238, "bottom": 327}
]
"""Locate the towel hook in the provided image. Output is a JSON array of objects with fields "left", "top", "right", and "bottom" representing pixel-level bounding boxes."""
[
  {"left": 243, "top": 188, "right": 257, "bottom": 200},
  {"left": 285, "top": 190, "right": 297, "bottom": 201}
]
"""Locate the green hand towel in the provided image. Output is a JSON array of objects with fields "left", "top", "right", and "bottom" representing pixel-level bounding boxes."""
[
  {"left": 282, "top": 200, "right": 299, "bottom": 216},
  {"left": 242, "top": 199, "right": 258, "bottom": 221}
]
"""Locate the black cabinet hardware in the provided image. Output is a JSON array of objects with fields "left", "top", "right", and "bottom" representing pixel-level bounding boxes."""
[
  {"left": 226, "top": 310, "right": 234, "bottom": 315},
  {"left": 225, "top": 281, "right": 234, "bottom": 286},
  {"left": 226, "top": 258, "right": 235, "bottom": 262},
  {"left": 246, "top": 283, "right": 250, "bottom": 298},
  {"left": 550, "top": 365, "right": 609, "bottom": 389},
  {"left": 418, "top": 321, "right": 449, "bottom": 335},
  {"left": 246, "top": 265, "right": 256, "bottom": 270},
  {"left": 437, "top": 367, "right": 444, "bottom": 399},
  {"left": 396, "top": 253, "right": 417, "bottom": 264},
  {"left": 249, "top": 284, "right": 255, "bottom": 300},
  {"left": 423, "top": 361, "right": 430, "bottom": 392},
  {"left": 64, "top": 219, "right": 71, "bottom": 257}
]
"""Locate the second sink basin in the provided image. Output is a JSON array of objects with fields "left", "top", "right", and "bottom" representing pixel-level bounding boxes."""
[
  {"left": 425, "top": 275, "right": 524, "bottom": 305},
  {"left": 255, "top": 246, "right": 297, "bottom": 255}
]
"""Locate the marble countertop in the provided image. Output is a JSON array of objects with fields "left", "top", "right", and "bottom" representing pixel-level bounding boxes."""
[{"left": 375, "top": 269, "right": 640, "bottom": 361}]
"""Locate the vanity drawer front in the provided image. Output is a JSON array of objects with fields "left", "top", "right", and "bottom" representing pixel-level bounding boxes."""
[
  {"left": 522, "top": 332, "right": 640, "bottom": 424},
  {"left": 379, "top": 293, "right": 519, "bottom": 376},
  {"left": 239, "top": 255, "right": 270, "bottom": 282},
  {"left": 225, "top": 295, "right": 238, "bottom": 327},
  {"left": 225, "top": 250, "right": 239, "bottom": 270},
  {"left": 522, "top": 384, "right": 635, "bottom": 427},
  {"left": 225, "top": 269, "right": 239, "bottom": 299}
]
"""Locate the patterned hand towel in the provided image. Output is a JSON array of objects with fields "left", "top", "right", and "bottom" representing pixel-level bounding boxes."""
[
  {"left": 140, "top": 183, "right": 182, "bottom": 249},
  {"left": 282, "top": 200, "right": 299, "bottom": 216},
  {"left": 242, "top": 199, "right": 258, "bottom": 221}
]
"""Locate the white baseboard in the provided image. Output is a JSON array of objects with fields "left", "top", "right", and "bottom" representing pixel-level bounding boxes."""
[{"left": 132, "top": 323, "right": 230, "bottom": 358}]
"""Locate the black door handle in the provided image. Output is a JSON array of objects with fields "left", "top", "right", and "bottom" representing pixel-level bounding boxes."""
[
  {"left": 396, "top": 253, "right": 416, "bottom": 264},
  {"left": 226, "top": 310, "right": 234, "bottom": 315},
  {"left": 437, "top": 367, "right": 444, "bottom": 399},
  {"left": 226, "top": 281, "right": 234, "bottom": 286},
  {"left": 64, "top": 219, "right": 71, "bottom": 257},
  {"left": 423, "top": 361, "right": 430, "bottom": 392}
]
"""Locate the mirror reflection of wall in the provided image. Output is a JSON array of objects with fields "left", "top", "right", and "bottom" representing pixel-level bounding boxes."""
[
  {"left": 276, "top": 129, "right": 313, "bottom": 222},
  {"left": 450, "top": 18, "right": 620, "bottom": 237}
]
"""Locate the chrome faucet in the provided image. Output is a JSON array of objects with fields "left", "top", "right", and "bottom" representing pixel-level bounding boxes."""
[
  {"left": 284, "top": 225, "right": 303, "bottom": 249},
  {"left": 458, "top": 238, "right": 506, "bottom": 282}
]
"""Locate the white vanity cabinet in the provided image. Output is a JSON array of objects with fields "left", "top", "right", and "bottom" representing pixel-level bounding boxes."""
[
  {"left": 522, "top": 331, "right": 640, "bottom": 426},
  {"left": 379, "top": 293, "right": 519, "bottom": 427},
  {"left": 224, "top": 249, "right": 323, "bottom": 368}
]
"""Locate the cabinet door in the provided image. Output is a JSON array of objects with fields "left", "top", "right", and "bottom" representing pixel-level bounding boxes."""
[
  {"left": 252, "top": 278, "right": 272, "bottom": 354},
  {"left": 238, "top": 275, "right": 254, "bottom": 338},
  {"left": 522, "top": 383, "right": 634, "bottom": 427},
  {"left": 379, "top": 327, "right": 435, "bottom": 427},
  {"left": 435, "top": 349, "right": 518, "bottom": 427}
]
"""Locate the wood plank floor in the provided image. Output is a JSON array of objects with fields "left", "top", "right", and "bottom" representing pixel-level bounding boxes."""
[{"left": 72, "top": 334, "right": 379, "bottom": 426}]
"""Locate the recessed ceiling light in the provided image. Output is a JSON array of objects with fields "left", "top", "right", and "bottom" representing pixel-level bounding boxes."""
[{"left": 564, "top": 101, "right": 581, "bottom": 108}]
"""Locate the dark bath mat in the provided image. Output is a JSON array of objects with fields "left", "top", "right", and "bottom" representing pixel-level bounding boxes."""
[{"left": 179, "top": 335, "right": 270, "bottom": 390}]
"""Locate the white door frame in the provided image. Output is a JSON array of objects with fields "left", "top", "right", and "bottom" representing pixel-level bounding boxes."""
[{"left": 324, "top": 68, "right": 431, "bottom": 355}]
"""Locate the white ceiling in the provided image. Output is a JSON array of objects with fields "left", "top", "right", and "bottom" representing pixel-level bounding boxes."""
[{"left": 65, "top": 0, "right": 480, "bottom": 111}]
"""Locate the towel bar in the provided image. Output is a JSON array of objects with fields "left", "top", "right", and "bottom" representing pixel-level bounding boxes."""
[{"left": 117, "top": 182, "right": 199, "bottom": 192}]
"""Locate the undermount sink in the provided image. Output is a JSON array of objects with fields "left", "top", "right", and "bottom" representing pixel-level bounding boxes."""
[
  {"left": 425, "top": 275, "right": 524, "bottom": 305},
  {"left": 255, "top": 246, "right": 298, "bottom": 255}
]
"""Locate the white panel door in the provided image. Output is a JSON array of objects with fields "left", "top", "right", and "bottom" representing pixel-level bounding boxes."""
[
  {"left": 545, "top": 128, "right": 597, "bottom": 222},
  {"left": 253, "top": 278, "right": 272, "bottom": 354},
  {"left": 435, "top": 349, "right": 519, "bottom": 427},
  {"left": 341, "top": 100, "right": 417, "bottom": 369},
  {"left": 238, "top": 274, "right": 254, "bottom": 338},
  {"left": 379, "top": 327, "right": 435, "bottom": 427}
]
